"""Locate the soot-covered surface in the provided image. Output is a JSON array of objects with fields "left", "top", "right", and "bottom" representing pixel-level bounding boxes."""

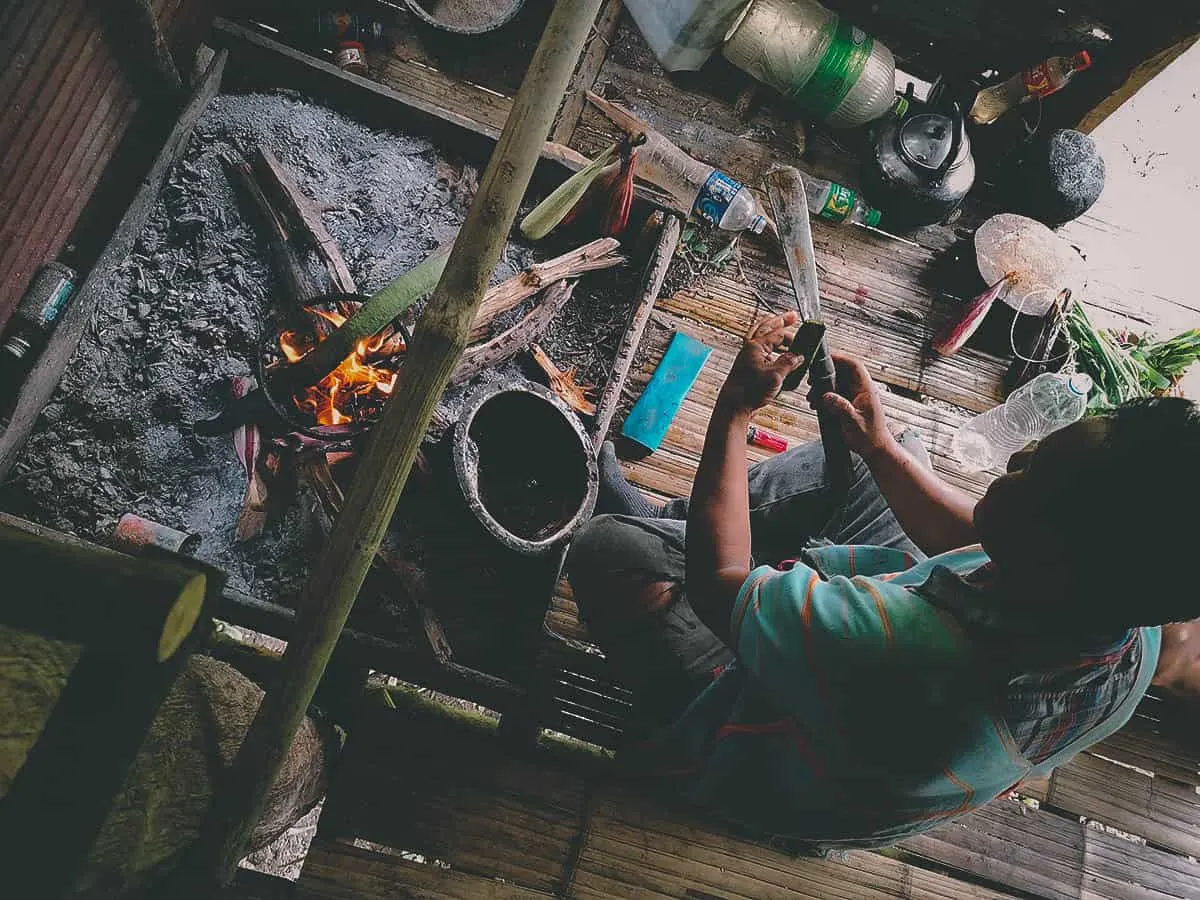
[{"left": 0, "top": 91, "right": 632, "bottom": 608}]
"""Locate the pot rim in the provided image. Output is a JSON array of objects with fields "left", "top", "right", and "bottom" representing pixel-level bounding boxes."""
[{"left": 452, "top": 379, "right": 598, "bottom": 556}]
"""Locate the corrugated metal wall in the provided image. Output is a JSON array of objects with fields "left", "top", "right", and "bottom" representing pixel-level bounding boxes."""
[{"left": 0, "top": 0, "right": 205, "bottom": 328}]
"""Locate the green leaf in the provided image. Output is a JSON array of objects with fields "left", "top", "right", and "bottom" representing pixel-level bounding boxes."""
[{"left": 520, "top": 142, "right": 621, "bottom": 240}]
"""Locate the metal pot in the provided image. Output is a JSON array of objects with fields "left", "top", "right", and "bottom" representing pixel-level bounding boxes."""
[
  {"left": 861, "top": 100, "right": 975, "bottom": 226},
  {"left": 453, "top": 380, "right": 597, "bottom": 556}
]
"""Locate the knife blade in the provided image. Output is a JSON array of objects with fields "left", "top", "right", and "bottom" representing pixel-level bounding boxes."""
[{"left": 765, "top": 166, "right": 852, "bottom": 489}]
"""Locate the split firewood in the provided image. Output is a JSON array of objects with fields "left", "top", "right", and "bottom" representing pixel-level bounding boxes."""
[
  {"left": 251, "top": 144, "right": 358, "bottom": 297},
  {"left": 451, "top": 280, "right": 577, "bottom": 385},
  {"left": 219, "top": 150, "right": 323, "bottom": 313},
  {"left": 232, "top": 376, "right": 270, "bottom": 542},
  {"left": 530, "top": 343, "right": 597, "bottom": 416},
  {"left": 469, "top": 237, "right": 624, "bottom": 342}
]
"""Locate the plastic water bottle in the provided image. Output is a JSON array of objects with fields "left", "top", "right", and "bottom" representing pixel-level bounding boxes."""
[
  {"left": 953, "top": 372, "right": 1092, "bottom": 472},
  {"left": 722, "top": 0, "right": 897, "bottom": 129},
  {"left": 634, "top": 130, "right": 769, "bottom": 233},
  {"left": 803, "top": 173, "right": 882, "bottom": 227},
  {"left": 621, "top": 0, "right": 753, "bottom": 72},
  {"left": 969, "top": 52, "right": 1093, "bottom": 125}
]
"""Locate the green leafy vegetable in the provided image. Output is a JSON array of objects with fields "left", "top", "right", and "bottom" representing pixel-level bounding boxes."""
[{"left": 1066, "top": 305, "right": 1200, "bottom": 411}]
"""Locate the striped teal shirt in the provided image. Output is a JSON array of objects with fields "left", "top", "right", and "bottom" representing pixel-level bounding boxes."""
[{"left": 632, "top": 544, "right": 1158, "bottom": 847}]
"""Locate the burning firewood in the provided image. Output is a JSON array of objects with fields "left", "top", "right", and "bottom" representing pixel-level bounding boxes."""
[
  {"left": 529, "top": 344, "right": 597, "bottom": 416},
  {"left": 232, "top": 376, "right": 270, "bottom": 542}
]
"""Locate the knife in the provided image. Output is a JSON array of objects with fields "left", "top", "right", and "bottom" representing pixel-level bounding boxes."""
[{"left": 765, "top": 166, "right": 853, "bottom": 490}]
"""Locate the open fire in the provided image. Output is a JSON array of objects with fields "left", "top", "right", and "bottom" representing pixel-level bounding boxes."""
[{"left": 279, "top": 308, "right": 406, "bottom": 426}]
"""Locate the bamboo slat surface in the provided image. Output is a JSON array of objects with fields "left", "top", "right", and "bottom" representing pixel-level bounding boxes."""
[{"left": 300, "top": 705, "right": 1022, "bottom": 900}]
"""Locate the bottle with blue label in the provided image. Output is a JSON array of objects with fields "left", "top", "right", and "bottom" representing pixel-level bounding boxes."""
[{"left": 631, "top": 123, "right": 769, "bottom": 234}]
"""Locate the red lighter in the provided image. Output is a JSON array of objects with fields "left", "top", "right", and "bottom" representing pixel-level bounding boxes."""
[{"left": 747, "top": 425, "right": 788, "bottom": 453}]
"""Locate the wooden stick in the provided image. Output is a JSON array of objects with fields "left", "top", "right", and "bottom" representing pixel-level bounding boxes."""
[
  {"left": 530, "top": 343, "right": 597, "bottom": 415},
  {"left": 452, "top": 280, "right": 577, "bottom": 384},
  {"left": 469, "top": 237, "right": 623, "bottom": 342},
  {"left": 0, "top": 51, "right": 227, "bottom": 485},
  {"left": 250, "top": 144, "right": 358, "bottom": 296},
  {"left": 187, "top": 0, "right": 606, "bottom": 884},
  {"left": 592, "top": 214, "right": 682, "bottom": 446}
]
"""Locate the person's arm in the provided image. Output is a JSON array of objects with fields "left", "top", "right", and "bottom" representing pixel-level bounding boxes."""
[
  {"left": 687, "top": 313, "right": 802, "bottom": 644},
  {"left": 816, "top": 353, "right": 977, "bottom": 556}
]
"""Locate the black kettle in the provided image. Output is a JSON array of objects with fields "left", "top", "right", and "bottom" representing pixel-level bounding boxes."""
[{"left": 861, "top": 100, "right": 976, "bottom": 227}]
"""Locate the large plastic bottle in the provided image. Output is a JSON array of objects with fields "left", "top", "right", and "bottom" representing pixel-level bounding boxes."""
[
  {"left": 803, "top": 173, "right": 882, "bottom": 227},
  {"left": 969, "top": 52, "right": 1093, "bottom": 125},
  {"left": 953, "top": 372, "right": 1092, "bottom": 472},
  {"left": 634, "top": 129, "right": 769, "bottom": 233},
  {"left": 621, "top": 0, "right": 753, "bottom": 72},
  {"left": 721, "top": 0, "right": 897, "bottom": 129}
]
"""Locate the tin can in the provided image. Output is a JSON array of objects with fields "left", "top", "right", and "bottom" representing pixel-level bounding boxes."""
[
  {"left": 2, "top": 262, "right": 76, "bottom": 362},
  {"left": 334, "top": 41, "right": 369, "bottom": 76}
]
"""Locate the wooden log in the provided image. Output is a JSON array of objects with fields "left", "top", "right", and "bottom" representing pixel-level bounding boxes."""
[
  {"left": 250, "top": 143, "right": 357, "bottom": 296},
  {"left": 469, "top": 237, "right": 624, "bottom": 342},
  {"left": 187, "top": 1, "right": 606, "bottom": 884},
  {"left": 452, "top": 280, "right": 578, "bottom": 385},
  {"left": 592, "top": 213, "right": 682, "bottom": 446},
  {"left": 219, "top": 148, "right": 325, "bottom": 310},
  {"left": 0, "top": 50, "right": 226, "bottom": 484}
]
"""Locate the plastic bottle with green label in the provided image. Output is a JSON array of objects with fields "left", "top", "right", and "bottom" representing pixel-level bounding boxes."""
[
  {"left": 722, "top": 0, "right": 897, "bottom": 129},
  {"left": 803, "top": 173, "right": 882, "bottom": 227}
]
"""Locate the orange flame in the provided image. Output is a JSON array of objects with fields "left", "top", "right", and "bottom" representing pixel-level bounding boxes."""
[{"left": 279, "top": 309, "right": 403, "bottom": 427}]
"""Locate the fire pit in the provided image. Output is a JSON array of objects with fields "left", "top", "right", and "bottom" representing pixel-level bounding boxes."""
[{"left": 453, "top": 381, "right": 597, "bottom": 556}]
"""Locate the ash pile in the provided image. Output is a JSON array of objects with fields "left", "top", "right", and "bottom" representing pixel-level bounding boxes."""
[{"left": 0, "top": 91, "right": 631, "bottom": 604}]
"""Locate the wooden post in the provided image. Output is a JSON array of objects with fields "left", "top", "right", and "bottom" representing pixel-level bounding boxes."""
[
  {"left": 187, "top": 0, "right": 606, "bottom": 884},
  {"left": 96, "top": 0, "right": 185, "bottom": 103},
  {"left": 592, "top": 214, "right": 683, "bottom": 446},
  {"left": 0, "top": 517, "right": 213, "bottom": 898}
]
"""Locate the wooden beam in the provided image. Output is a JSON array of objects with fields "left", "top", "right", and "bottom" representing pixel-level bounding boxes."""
[
  {"left": 0, "top": 50, "right": 226, "bottom": 484},
  {"left": 551, "top": 0, "right": 624, "bottom": 145},
  {"left": 186, "top": 1, "right": 607, "bottom": 885},
  {"left": 592, "top": 213, "right": 682, "bottom": 446},
  {"left": 1077, "top": 34, "right": 1200, "bottom": 134},
  {"left": 0, "top": 515, "right": 214, "bottom": 899},
  {"left": 95, "top": 0, "right": 185, "bottom": 103}
]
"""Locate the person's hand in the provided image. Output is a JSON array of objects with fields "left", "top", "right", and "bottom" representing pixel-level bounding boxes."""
[
  {"left": 810, "top": 352, "right": 895, "bottom": 460},
  {"left": 717, "top": 312, "right": 804, "bottom": 415}
]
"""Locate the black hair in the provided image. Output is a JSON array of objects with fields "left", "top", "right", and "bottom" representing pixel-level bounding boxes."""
[{"left": 1060, "top": 397, "right": 1200, "bottom": 630}]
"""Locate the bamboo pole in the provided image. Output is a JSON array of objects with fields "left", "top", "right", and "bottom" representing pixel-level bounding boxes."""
[{"left": 186, "top": 0, "right": 606, "bottom": 884}]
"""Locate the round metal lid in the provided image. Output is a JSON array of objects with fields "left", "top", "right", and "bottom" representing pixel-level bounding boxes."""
[{"left": 899, "top": 113, "right": 955, "bottom": 170}]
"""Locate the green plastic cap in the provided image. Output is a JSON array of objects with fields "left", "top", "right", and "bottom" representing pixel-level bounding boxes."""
[{"left": 864, "top": 207, "right": 883, "bottom": 228}]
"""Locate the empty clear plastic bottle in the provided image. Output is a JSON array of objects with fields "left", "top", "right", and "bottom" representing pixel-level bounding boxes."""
[
  {"left": 803, "top": 173, "right": 882, "bottom": 227},
  {"left": 634, "top": 129, "right": 769, "bottom": 233},
  {"left": 969, "top": 52, "right": 1093, "bottom": 125},
  {"left": 953, "top": 372, "right": 1092, "bottom": 472}
]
